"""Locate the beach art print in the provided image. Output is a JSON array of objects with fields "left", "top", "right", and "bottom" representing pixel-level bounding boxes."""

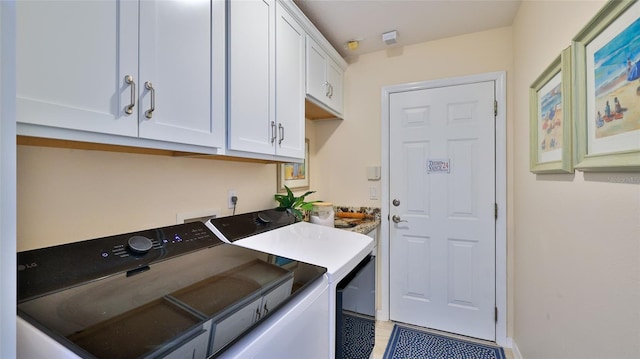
[
  {"left": 538, "top": 74, "right": 563, "bottom": 161},
  {"left": 574, "top": 0, "right": 640, "bottom": 171},
  {"left": 529, "top": 47, "right": 573, "bottom": 173},
  {"left": 590, "top": 12, "right": 640, "bottom": 141}
]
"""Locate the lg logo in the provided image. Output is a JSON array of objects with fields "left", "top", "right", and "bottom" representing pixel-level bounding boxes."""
[{"left": 17, "top": 263, "right": 38, "bottom": 271}]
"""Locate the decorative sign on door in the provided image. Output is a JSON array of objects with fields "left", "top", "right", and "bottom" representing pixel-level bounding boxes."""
[{"left": 427, "top": 159, "right": 450, "bottom": 174}]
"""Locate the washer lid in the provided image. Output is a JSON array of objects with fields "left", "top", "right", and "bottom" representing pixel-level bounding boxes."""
[
  {"left": 207, "top": 208, "right": 296, "bottom": 243},
  {"left": 233, "top": 222, "right": 374, "bottom": 284}
]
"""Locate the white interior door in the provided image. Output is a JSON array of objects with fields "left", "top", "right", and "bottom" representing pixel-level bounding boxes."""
[{"left": 389, "top": 81, "right": 496, "bottom": 341}]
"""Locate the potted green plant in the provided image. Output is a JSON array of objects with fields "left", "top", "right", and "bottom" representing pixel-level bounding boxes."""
[{"left": 274, "top": 185, "right": 319, "bottom": 221}]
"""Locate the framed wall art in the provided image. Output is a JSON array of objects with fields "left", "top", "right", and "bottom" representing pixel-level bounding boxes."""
[
  {"left": 572, "top": 0, "right": 640, "bottom": 171},
  {"left": 530, "top": 46, "right": 574, "bottom": 173},
  {"left": 277, "top": 139, "right": 310, "bottom": 192}
]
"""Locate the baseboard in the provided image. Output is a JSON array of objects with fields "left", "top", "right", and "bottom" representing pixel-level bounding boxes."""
[
  {"left": 510, "top": 338, "right": 524, "bottom": 359},
  {"left": 497, "top": 335, "right": 511, "bottom": 348},
  {"left": 376, "top": 309, "right": 389, "bottom": 321}
]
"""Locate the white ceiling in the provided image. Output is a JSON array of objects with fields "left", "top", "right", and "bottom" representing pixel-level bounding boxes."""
[{"left": 293, "top": 0, "right": 522, "bottom": 62}]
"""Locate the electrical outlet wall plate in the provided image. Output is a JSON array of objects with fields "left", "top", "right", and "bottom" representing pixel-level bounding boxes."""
[{"left": 228, "top": 190, "right": 238, "bottom": 209}]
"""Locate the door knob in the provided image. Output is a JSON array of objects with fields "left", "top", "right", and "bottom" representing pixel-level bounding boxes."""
[
  {"left": 392, "top": 215, "right": 407, "bottom": 223},
  {"left": 392, "top": 199, "right": 400, "bottom": 206}
]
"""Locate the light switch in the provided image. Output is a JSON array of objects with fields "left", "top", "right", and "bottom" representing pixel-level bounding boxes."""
[{"left": 369, "top": 187, "right": 378, "bottom": 200}]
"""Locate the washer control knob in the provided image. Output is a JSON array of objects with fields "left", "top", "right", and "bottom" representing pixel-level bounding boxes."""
[
  {"left": 257, "top": 212, "right": 272, "bottom": 224},
  {"left": 128, "top": 235, "right": 153, "bottom": 254}
]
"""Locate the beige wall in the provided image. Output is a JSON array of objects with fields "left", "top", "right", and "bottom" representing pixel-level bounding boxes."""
[
  {"left": 17, "top": 146, "right": 273, "bottom": 250},
  {"left": 16, "top": 120, "right": 321, "bottom": 251},
  {"left": 512, "top": 1, "right": 640, "bottom": 358},
  {"left": 316, "top": 26, "right": 514, "bottom": 208}
]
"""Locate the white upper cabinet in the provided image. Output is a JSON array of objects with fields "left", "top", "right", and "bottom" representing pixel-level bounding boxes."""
[
  {"left": 306, "top": 36, "right": 344, "bottom": 116},
  {"left": 274, "top": 2, "right": 306, "bottom": 159},
  {"left": 227, "top": 0, "right": 305, "bottom": 160},
  {"left": 16, "top": 0, "right": 225, "bottom": 150},
  {"left": 325, "top": 56, "right": 344, "bottom": 115},
  {"left": 16, "top": 0, "right": 342, "bottom": 160},
  {"left": 16, "top": 0, "right": 138, "bottom": 137},
  {"left": 227, "top": 0, "right": 275, "bottom": 156},
  {"left": 138, "top": 0, "right": 225, "bottom": 148}
]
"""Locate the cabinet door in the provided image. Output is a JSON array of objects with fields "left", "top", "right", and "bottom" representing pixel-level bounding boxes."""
[
  {"left": 210, "top": 297, "right": 263, "bottom": 355},
  {"left": 227, "top": 0, "right": 275, "bottom": 155},
  {"left": 326, "top": 58, "right": 344, "bottom": 115},
  {"left": 305, "top": 37, "right": 328, "bottom": 105},
  {"left": 162, "top": 325, "right": 210, "bottom": 359},
  {"left": 305, "top": 36, "right": 344, "bottom": 116},
  {"left": 275, "top": 4, "right": 305, "bottom": 159},
  {"left": 16, "top": 0, "right": 138, "bottom": 136},
  {"left": 138, "top": 0, "right": 224, "bottom": 148},
  {"left": 260, "top": 277, "right": 294, "bottom": 317}
]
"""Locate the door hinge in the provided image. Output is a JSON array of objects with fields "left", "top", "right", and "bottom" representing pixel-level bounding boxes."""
[
  {"left": 494, "top": 203, "right": 498, "bottom": 220},
  {"left": 494, "top": 100, "right": 498, "bottom": 117},
  {"left": 495, "top": 307, "right": 498, "bottom": 322}
]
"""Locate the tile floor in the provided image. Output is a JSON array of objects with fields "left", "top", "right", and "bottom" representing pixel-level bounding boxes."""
[{"left": 372, "top": 321, "right": 514, "bottom": 359}]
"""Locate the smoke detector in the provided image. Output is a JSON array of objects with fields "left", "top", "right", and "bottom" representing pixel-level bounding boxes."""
[{"left": 382, "top": 30, "right": 398, "bottom": 45}]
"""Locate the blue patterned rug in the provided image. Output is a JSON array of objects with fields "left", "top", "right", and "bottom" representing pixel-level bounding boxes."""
[
  {"left": 340, "top": 312, "right": 375, "bottom": 359},
  {"left": 383, "top": 325, "right": 506, "bottom": 359}
]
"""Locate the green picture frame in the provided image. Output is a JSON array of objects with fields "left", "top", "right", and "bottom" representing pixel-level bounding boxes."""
[
  {"left": 276, "top": 139, "right": 310, "bottom": 192},
  {"left": 530, "top": 46, "right": 574, "bottom": 173},
  {"left": 572, "top": 0, "right": 640, "bottom": 172}
]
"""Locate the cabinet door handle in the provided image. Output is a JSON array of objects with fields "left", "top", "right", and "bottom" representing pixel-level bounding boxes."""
[
  {"left": 328, "top": 83, "right": 334, "bottom": 99},
  {"left": 325, "top": 81, "right": 330, "bottom": 97},
  {"left": 124, "top": 75, "right": 136, "bottom": 115},
  {"left": 278, "top": 123, "right": 284, "bottom": 145},
  {"left": 263, "top": 302, "right": 269, "bottom": 315},
  {"left": 144, "top": 81, "right": 155, "bottom": 119},
  {"left": 255, "top": 306, "right": 261, "bottom": 321},
  {"left": 270, "top": 121, "right": 277, "bottom": 144}
]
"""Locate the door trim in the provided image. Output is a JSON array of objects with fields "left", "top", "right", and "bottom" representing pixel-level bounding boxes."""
[{"left": 380, "top": 71, "right": 507, "bottom": 346}]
